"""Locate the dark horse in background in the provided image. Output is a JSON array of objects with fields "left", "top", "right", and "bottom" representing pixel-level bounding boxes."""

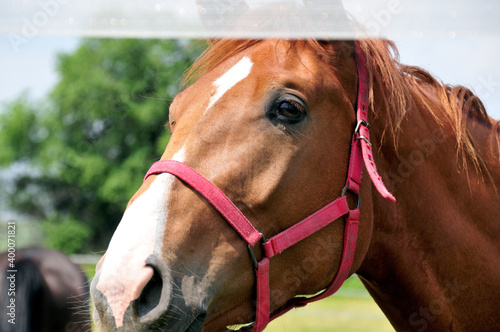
[{"left": 0, "top": 247, "right": 91, "bottom": 332}]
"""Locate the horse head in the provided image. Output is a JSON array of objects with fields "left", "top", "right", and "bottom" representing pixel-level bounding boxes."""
[{"left": 91, "top": 39, "right": 385, "bottom": 331}]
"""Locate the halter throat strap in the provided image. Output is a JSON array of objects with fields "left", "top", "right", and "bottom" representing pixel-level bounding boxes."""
[{"left": 143, "top": 41, "right": 395, "bottom": 332}]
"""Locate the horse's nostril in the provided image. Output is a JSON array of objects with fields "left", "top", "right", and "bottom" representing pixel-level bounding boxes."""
[{"left": 137, "top": 266, "right": 163, "bottom": 318}]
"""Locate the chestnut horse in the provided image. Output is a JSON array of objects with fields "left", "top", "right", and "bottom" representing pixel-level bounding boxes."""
[
  {"left": 91, "top": 39, "right": 500, "bottom": 331},
  {"left": 0, "top": 247, "right": 91, "bottom": 332}
]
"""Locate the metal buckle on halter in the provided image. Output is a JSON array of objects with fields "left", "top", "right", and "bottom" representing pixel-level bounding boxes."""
[
  {"left": 341, "top": 184, "right": 361, "bottom": 210},
  {"left": 354, "top": 119, "right": 372, "bottom": 147},
  {"left": 354, "top": 119, "right": 371, "bottom": 134},
  {"left": 355, "top": 136, "right": 372, "bottom": 147},
  {"left": 247, "top": 233, "right": 267, "bottom": 269}
]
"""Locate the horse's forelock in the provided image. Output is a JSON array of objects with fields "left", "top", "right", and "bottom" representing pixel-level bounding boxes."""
[{"left": 182, "top": 39, "right": 337, "bottom": 87}]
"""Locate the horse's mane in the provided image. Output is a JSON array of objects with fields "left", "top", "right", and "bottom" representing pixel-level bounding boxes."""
[
  {"left": 183, "top": 39, "right": 500, "bottom": 170},
  {"left": 357, "top": 40, "right": 500, "bottom": 171}
]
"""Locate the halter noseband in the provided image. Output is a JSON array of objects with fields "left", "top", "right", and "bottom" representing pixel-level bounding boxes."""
[{"left": 143, "top": 42, "right": 395, "bottom": 332}]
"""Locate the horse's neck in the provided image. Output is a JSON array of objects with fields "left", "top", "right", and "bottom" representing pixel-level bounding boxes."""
[{"left": 357, "top": 101, "right": 500, "bottom": 331}]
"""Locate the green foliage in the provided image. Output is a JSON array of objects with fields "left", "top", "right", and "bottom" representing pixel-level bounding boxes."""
[
  {"left": 42, "top": 217, "right": 92, "bottom": 254},
  {"left": 0, "top": 39, "right": 202, "bottom": 251},
  {"left": 0, "top": 95, "right": 42, "bottom": 165}
]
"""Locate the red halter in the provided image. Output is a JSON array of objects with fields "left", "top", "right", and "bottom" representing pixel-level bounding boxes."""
[{"left": 144, "top": 42, "right": 395, "bottom": 332}]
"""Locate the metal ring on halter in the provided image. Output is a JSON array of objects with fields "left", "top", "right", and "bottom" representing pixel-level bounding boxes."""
[
  {"left": 355, "top": 135, "right": 372, "bottom": 147},
  {"left": 247, "top": 233, "right": 267, "bottom": 269},
  {"left": 341, "top": 184, "right": 361, "bottom": 210},
  {"left": 354, "top": 119, "right": 371, "bottom": 134}
]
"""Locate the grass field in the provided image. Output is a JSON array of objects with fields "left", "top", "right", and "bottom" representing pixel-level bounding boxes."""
[
  {"left": 266, "top": 275, "right": 394, "bottom": 332},
  {"left": 83, "top": 262, "right": 394, "bottom": 332},
  {"left": 266, "top": 297, "right": 393, "bottom": 332}
]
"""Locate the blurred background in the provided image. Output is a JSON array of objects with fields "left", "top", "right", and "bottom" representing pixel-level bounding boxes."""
[{"left": 0, "top": 37, "right": 201, "bottom": 254}]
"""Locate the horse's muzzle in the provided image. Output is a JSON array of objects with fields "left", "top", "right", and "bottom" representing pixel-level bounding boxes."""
[{"left": 91, "top": 254, "right": 207, "bottom": 332}]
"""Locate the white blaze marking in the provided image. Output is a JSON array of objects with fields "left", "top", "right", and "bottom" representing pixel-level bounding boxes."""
[
  {"left": 96, "top": 147, "right": 186, "bottom": 328},
  {"left": 205, "top": 56, "right": 253, "bottom": 112},
  {"left": 172, "top": 146, "right": 186, "bottom": 163}
]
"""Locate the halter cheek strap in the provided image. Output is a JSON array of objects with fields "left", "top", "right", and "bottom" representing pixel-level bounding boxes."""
[
  {"left": 143, "top": 41, "right": 395, "bottom": 332},
  {"left": 352, "top": 43, "right": 395, "bottom": 202}
]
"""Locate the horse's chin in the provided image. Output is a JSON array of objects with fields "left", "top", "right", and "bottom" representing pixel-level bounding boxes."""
[
  {"left": 201, "top": 301, "right": 256, "bottom": 332},
  {"left": 186, "top": 313, "right": 207, "bottom": 332}
]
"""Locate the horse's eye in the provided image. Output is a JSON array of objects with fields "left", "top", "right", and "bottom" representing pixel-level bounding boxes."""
[{"left": 274, "top": 100, "right": 305, "bottom": 123}]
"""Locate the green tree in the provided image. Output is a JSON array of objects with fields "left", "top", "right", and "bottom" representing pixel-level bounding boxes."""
[{"left": 0, "top": 39, "right": 201, "bottom": 252}]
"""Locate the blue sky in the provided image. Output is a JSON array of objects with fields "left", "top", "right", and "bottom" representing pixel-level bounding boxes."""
[{"left": 0, "top": 36, "right": 499, "bottom": 120}]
